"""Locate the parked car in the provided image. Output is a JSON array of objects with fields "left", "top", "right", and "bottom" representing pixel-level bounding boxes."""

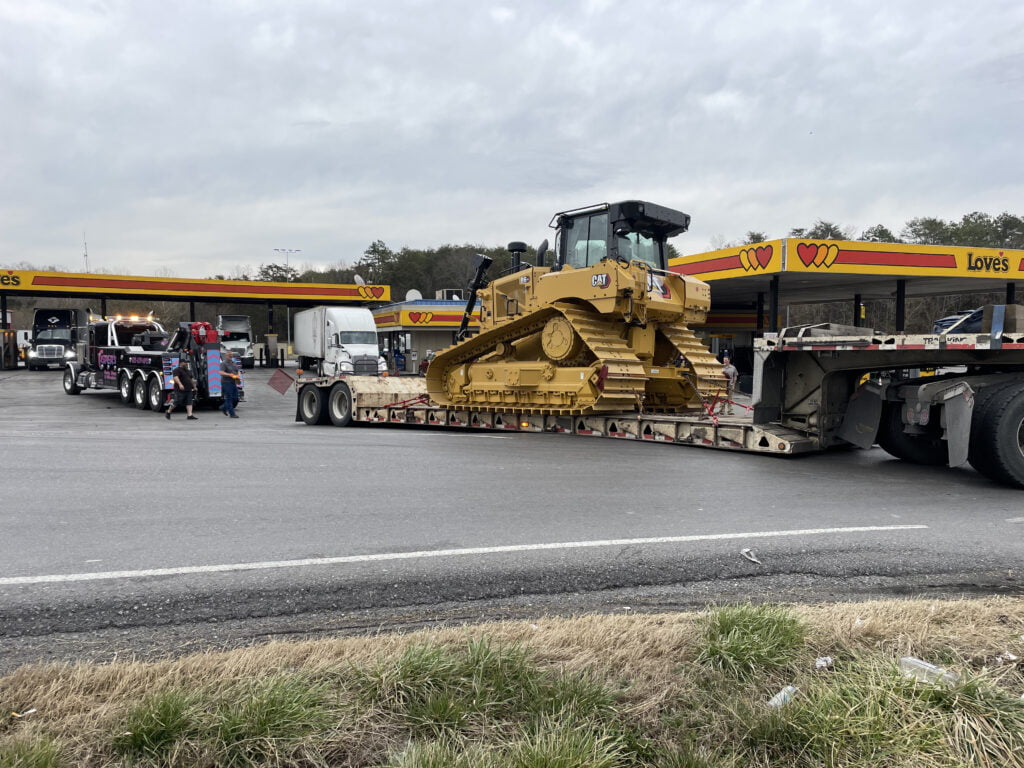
[{"left": 932, "top": 307, "right": 983, "bottom": 334}]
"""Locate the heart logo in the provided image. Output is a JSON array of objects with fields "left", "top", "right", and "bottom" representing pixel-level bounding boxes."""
[
  {"left": 738, "top": 245, "right": 773, "bottom": 271},
  {"left": 409, "top": 312, "right": 433, "bottom": 324},
  {"left": 796, "top": 243, "right": 839, "bottom": 268},
  {"left": 797, "top": 243, "right": 817, "bottom": 266},
  {"left": 358, "top": 285, "right": 386, "bottom": 299}
]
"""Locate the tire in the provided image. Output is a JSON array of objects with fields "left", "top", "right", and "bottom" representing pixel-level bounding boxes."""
[
  {"left": 63, "top": 367, "right": 82, "bottom": 395},
  {"left": 967, "top": 381, "right": 1021, "bottom": 481},
  {"left": 298, "top": 383, "right": 329, "bottom": 426},
  {"left": 877, "top": 403, "right": 948, "bottom": 465},
  {"left": 118, "top": 371, "right": 133, "bottom": 404},
  {"left": 148, "top": 375, "right": 165, "bottom": 411},
  {"left": 133, "top": 375, "right": 149, "bottom": 409},
  {"left": 968, "top": 383, "right": 1024, "bottom": 488},
  {"left": 328, "top": 381, "right": 353, "bottom": 427}
]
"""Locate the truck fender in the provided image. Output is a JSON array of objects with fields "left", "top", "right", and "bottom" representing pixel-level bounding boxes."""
[{"left": 836, "top": 380, "right": 882, "bottom": 449}]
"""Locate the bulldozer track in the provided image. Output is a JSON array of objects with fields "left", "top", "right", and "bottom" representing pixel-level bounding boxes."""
[
  {"left": 428, "top": 304, "right": 650, "bottom": 414},
  {"left": 658, "top": 326, "right": 728, "bottom": 400},
  {"left": 428, "top": 304, "right": 726, "bottom": 416}
]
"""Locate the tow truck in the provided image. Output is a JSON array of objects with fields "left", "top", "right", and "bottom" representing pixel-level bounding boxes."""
[{"left": 63, "top": 313, "right": 237, "bottom": 410}]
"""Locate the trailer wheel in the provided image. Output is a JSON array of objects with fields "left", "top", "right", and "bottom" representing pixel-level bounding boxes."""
[
  {"left": 968, "top": 383, "right": 1024, "bottom": 488},
  {"left": 63, "top": 367, "right": 82, "bottom": 395},
  {"left": 148, "top": 375, "right": 165, "bottom": 411},
  {"left": 328, "top": 381, "right": 353, "bottom": 427},
  {"left": 877, "top": 403, "right": 948, "bottom": 465},
  {"left": 966, "top": 381, "right": 1020, "bottom": 481},
  {"left": 118, "top": 372, "right": 133, "bottom": 404},
  {"left": 298, "top": 383, "right": 329, "bottom": 425}
]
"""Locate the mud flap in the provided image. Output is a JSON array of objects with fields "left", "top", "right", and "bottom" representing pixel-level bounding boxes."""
[
  {"left": 837, "top": 381, "right": 882, "bottom": 449},
  {"left": 942, "top": 386, "right": 973, "bottom": 467}
]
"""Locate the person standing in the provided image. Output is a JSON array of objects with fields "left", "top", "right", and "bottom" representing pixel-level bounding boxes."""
[
  {"left": 219, "top": 351, "right": 240, "bottom": 418},
  {"left": 166, "top": 357, "right": 199, "bottom": 420},
  {"left": 718, "top": 355, "right": 739, "bottom": 415}
]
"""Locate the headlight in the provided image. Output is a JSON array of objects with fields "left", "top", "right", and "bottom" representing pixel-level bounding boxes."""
[
  {"left": 65, "top": 350, "right": 76, "bottom": 358},
  {"left": 27, "top": 349, "right": 36, "bottom": 358}
]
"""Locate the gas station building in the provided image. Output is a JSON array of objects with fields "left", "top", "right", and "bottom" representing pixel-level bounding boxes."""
[{"left": 669, "top": 238, "right": 1024, "bottom": 366}]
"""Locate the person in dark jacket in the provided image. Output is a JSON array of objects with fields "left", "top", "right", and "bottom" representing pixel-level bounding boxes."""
[{"left": 166, "top": 358, "right": 199, "bottom": 420}]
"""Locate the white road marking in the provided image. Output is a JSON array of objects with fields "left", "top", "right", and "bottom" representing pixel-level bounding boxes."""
[
  {"left": 0, "top": 525, "right": 927, "bottom": 586},
  {"left": 1006, "top": 517, "right": 1024, "bottom": 523}
]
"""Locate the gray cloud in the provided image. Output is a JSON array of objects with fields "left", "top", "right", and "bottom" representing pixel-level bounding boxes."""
[{"left": 1, "top": 0, "right": 1022, "bottom": 278}]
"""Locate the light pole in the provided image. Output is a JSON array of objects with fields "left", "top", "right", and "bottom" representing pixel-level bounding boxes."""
[{"left": 273, "top": 248, "right": 301, "bottom": 351}]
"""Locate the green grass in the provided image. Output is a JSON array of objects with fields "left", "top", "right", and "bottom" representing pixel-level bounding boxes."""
[
  {"left": 0, "top": 736, "right": 63, "bottom": 768},
  {"left": 695, "top": 603, "right": 808, "bottom": 679},
  {"left": 111, "top": 688, "right": 198, "bottom": 761},
  {"left": 2, "top": 600, "right": 1023, "bottom": 767},
  {"left": 212, "top": 675, "right": 331, "bottom": 767}
]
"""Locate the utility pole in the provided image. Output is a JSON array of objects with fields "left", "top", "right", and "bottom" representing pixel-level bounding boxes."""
[
  {"left": 83, "top": 232, "right": 90, "bottom": 273},
  {"left": 273, "top": 248, "right": 301, "bottom": 349}
]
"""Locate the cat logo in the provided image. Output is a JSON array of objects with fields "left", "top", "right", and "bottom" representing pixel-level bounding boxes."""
[{"left": 591, "top": 273, "right": 610, "bottom": 289}]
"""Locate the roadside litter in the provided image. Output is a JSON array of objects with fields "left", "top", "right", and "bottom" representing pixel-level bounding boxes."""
[
  {"left": 898, "top": 656, "right": 960, "bottom": 687},
  {"left": 767, "top": 685, "right": 798, "bottom": 708}
]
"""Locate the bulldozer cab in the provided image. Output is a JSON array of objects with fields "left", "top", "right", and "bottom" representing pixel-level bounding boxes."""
[{"left": 551, "top": 200, "right": 691, "bottom": 272}]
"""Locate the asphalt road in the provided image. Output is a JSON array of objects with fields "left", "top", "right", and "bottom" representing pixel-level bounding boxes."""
[{"left": 1, "top": 365, "right": 1022, "bottom": 669}]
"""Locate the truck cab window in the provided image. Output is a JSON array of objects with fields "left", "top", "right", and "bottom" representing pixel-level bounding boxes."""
[
  {"left": 616, "top": 231, "right": 661, "bottom": 270},
  {"left": 564, "top": 213, "right": 609, "bottom": 269},
  {"left": 340, "top": 331, "right": 377, "bottom": 345}
]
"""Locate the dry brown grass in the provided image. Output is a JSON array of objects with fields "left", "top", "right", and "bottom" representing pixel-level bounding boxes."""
[{"left": 2, "top": 596, "right": 1022, "bottom": 767}]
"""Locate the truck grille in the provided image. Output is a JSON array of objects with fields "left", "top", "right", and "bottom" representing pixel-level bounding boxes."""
[
  {"left": 353, "top": 355, "right": 378, "bottom": 376},
  {"left": 37, "top": 345, "right": 65, "bottom": 360}
]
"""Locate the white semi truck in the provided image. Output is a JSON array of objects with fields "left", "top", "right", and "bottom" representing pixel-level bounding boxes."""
[
  {"left": 292, "top": 305, "right": 386, "bottom": 377},
  {"left": 216, "top": 314, "right": 255, "bottom": 369}
]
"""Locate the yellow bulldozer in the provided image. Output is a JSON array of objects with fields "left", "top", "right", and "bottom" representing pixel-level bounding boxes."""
[{"left": 425, "top": 201, "right": 726, "bottom": 415}]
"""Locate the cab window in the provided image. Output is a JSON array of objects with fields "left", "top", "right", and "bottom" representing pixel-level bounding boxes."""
[{"left": 564, "top": 213, "right": 608, "bottom": 269}]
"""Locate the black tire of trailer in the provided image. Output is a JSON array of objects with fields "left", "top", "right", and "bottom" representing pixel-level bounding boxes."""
[
  {"left": 243, "top": 360, "right": 254, "bottom": 369},
  {"left": 298, "top": 383, "right": 330, "bottom": 425},
  {"left": 63, "top": 367, "right": 82, "bottom": 395},
  {"left": 147, "top": 375, "right": 165, "bottom": 411},
  {"left": 118, "top": 371, "right": 133, "bottom": 404},
  {"left": 328, "top": 381, "right": 353, "bottom": 427},
  {"left": 966, "top": 380, "right": 1022, "bottom": 482},
  {"left": 967, "top": 382, "right": 1024, "bottom": 488},
  {"left": 876, "top": 403, "right": 948, "bottom": 465},
  {"left": 133, "top": 374, "right": 149, "bottom": 409}
]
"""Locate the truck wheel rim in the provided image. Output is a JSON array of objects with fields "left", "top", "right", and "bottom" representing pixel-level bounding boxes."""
[{"left": 332, "top": 391, "right": 349, "bottom": 420}]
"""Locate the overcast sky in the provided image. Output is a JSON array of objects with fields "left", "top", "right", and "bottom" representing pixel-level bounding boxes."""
[{"left": 2, "top": 0, "right": 1022, "bottom": 280}]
